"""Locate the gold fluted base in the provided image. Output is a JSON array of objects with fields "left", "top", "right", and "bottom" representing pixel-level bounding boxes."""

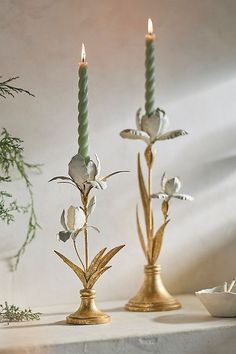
[
  {"left": 125, "top": 265, "right": 181, "bottom": 312},
  {"left": 66, "top": 289, "right": 111, "bottom": 325}
]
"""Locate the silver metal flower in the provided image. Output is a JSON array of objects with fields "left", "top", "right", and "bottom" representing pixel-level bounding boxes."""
[
  {"left": 120, "top": 108, "right": 188, "bottom": 145},
  {"left": 151, "top": 173, "right": 193, "bottom": 202},
  {"left": 58, "top": 205, "right": 86, "bottom": 242},
  {"left": 49, "top": 153, "right": 127, "bottom": 192},
  {"left": 68, "top": 154, "right": 107, "bottom": 190}
]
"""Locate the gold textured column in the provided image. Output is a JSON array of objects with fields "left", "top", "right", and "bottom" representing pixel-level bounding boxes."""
[
  {"left": 67, "top": 289, "right": 110, "bottom": 325},
  {"left": 125, "top": 265, "right": 181, "bottom": 312}
]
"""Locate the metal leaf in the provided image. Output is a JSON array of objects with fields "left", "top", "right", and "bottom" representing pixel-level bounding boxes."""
[
  {"left": 136, "top": 206, "right": 147, "bottom": 260},
  {"left": 88, "top": 247, "right": 107, "bottom": 276},
  {"left": 98, "top": 245, "right": 125, "bottom": 269},
  {"left": 151, "top": 220, "right": 169, "bottom": 264},
  {"left": 87, "top": 266, "right": 111, "bottom": 289},
  {"left": 157, "top": 129, "right": 188, "bottom": 141},
  {"left": 89, "top": 225, "right": 100, "bottom": 233},
  {"left": 87, "top": 196, "right": 96, "bottom": 216},
  {"left": 103, "top": 170, "right": 129, "bottom": 181},
  {"left": 48, "top": 176, "right": 72, "bottom": 182},
  {"left": 54, "top": 250, "right": 87, "bottom": 288},
  {"left": 137, "top": 153, "right": 150, "bottom": 236}
]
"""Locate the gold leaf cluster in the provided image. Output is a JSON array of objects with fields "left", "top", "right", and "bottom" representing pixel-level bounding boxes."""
[{"left": 55, "top": 245, "right": 124, "bottom": 289}]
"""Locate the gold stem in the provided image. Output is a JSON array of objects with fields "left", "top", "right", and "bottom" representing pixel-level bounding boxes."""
[
  {"left": 73, "top": 239, "right": 85, "bottom": 272},
  {"left": 147, "top": 151, "right": 153, "bottom": 264},
  {"left": 83, "top": 194, "right": 89, "bottom": 272},
  {"left": 84, "top": 225, "right": 89, "bottom": 271}
]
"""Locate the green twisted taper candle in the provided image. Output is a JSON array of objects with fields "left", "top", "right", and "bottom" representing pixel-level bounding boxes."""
[
  {"left": 145, "top": 19, "right": 156, "bottom": 116},
  {"left": 78, "top": 43, "right": 89, "bottom": 163}
]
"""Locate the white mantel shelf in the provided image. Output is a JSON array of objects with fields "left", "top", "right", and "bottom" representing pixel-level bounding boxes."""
[{"left": 0, "top": 295, "right": 236, "bottom": 354}]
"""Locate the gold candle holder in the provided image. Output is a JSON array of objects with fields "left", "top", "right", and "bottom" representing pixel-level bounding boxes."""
[
  {"left": 50, "top": 154, "right": 126, "bottom": 325},
  {"left": 121, "top": 109, "right": 193, "bottom": 312}
]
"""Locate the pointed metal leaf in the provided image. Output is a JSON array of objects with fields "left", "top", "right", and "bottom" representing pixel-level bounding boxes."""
[
  {"left": 54, "top": 250, "right": 87, "bottom": 288},
  {"left": 49, "top": 176, "right": 72, "bottom": 182},
  {"left": 88, "top": 247, "right": 107, "bottom": 276},
  {"left": 151, "top": 220, "right": 169, "bottom": 264},
  {"left": 87, "top": 266, "right": 111, "bottom": 289},
  {"left": 103, "top": 170, "right": 129, "bottom": 181},
  {"left": 87, "top": 196, "right": 96, "bottom": 216},
  {"left": 136, "top": 206, "right": 147, "bottom": 260},
  {"left": 98, "top": 245, "right": 125, "bottom": 269},
  {"left": 137, "top": 153, "right": 150, "bottom": 237}
]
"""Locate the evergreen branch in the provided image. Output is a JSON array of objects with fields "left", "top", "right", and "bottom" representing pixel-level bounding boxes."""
[
  {"left": 0, "top": 128, "right": 41, "bottom": 270},
  {"left": 0, "top": 302, "right": 41, "bottom": 323},
  {"left": 0, "top": 77, "right": 35, "bottom": 98}
]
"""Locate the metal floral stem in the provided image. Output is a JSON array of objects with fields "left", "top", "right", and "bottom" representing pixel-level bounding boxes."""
[
  {"left": 73, "top": 239, "right": 85, "bottom": 272},
  {"left": 147, "top": 154, "right": 153, "bottom": 263},
  {"left": 82, "top": 193, "right": 89, "bottom": 272}
]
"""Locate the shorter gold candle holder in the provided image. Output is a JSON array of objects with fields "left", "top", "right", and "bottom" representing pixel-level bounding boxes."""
[
  {"left": 67, "top": 289, "right": 110, "bottom": 325},
  {"left": 50, "top": 153, "right": 126, "bottom": 325},
  {"left": 125, "top": 265, "right": 181, "bottom": 312}
]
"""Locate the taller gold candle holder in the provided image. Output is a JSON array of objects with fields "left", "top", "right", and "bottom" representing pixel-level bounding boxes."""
[
  {"left": 120, "top": 19, "right": 193, "bottom": 312},
  {"left": 121, "top": 110, "right": 193, "bottom": 312}
]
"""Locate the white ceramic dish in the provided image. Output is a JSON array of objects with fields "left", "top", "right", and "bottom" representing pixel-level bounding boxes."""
[{"left": 196, "top": 284, "right": 236, "bottom": 317}]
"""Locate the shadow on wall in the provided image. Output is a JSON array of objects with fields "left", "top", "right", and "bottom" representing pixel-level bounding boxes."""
[
  {"left": 171, "top": 123, "right": 236, "bottom": 195},
  {"left": 172, "top": 222, "right": 236, "bottom": 294}
]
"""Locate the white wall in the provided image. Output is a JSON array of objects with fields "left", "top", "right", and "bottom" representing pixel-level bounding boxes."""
[{"left": 0, "top": 0, "right": 236, "bottom": 307}]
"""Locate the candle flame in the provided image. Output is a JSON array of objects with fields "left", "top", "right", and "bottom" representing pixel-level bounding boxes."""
[
  {"left": 148, "top": 18, "right": 153, "bottom": 34},
  {"left": 81, "top": 43, "right": 86, "bottom": 62}
]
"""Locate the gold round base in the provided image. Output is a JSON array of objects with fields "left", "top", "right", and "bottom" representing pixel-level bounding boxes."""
[
  {"left": 66, "top": 289, "right": 111, "bottom": 325},
  {"left": 66, "top": 313, "right": 111, "bottom": 325},
  {"left": 125, "top": 297, "right": 181, "bottom": 312},
  {"left": 125, "top": 265, "right": 182, "bottom": 312}
]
